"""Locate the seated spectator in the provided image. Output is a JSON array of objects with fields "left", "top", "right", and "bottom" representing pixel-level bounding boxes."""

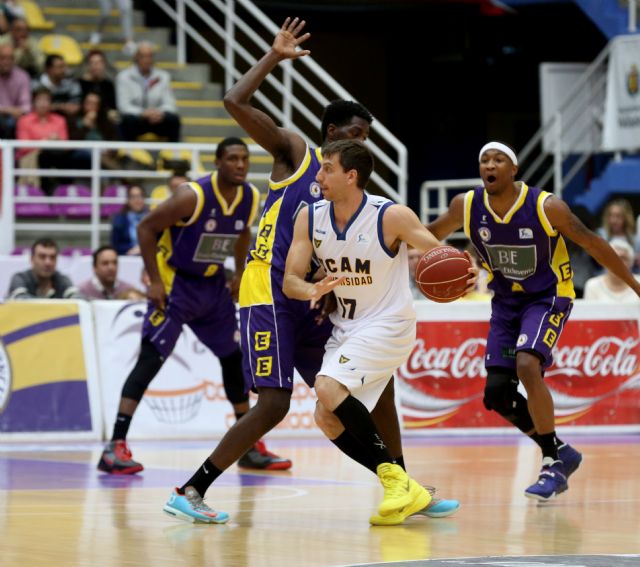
[
  {"left": 0, "top": 18, "right": 44, "bottom": 77},
  {"left": 150, "top": 172, "right": 189, "bottom": 209},
  {"left": 116, "top": 42, "right": 181, "bottom": 142},
  {"left": 78, "top": 49, "right": 117, "bottom": 118},
  {"left": 16, "top": 86, "right": 88, "bottom": 193},
  {"left": 35, "top": 54, "right": 82, "bottom": 119},
  {"left": 583, "top": 238, "right": 640, "bottom": 303},
  {"left": 0, "top": 43, "right": 30, "bottom": 139},
  {"left": 7, "top": 237, "right": 81, "bottom": 299},
  {"left": 111, "top": 185, "right": 148, "bottom": 255},
  {"left": 69, "top": 91, "right": 119, "bottom": 169},
  {"left": 597, "top": 198, "right": 640, "bottom": 256},
  {"left": 78, "top": 245, "right": 137, "bottom": 299}
]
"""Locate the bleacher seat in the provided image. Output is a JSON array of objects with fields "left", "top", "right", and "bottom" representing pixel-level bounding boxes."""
[
  {"left": 14, "top": 185, "right": 55, "bottom": 218},
  {"left": 102, "top": 184, "right": 127, "bottom": 217},
  {"left": 149, "top": 184, "right": 170, "bottom": 209},
  {"left": 61, "top": 247, "right": 92, "bottom": 257},
  {"left": 20, "top": 0, "right": 55, "bottom": 30},
  {"left": 52, "top": 184, "right": 92, "bottom": 218},
  {"left": 118, "top": 148, "right": 155, "bottom": 169},
  {"left": 38, "top": 34, "right": 84, "bottom": 66},
  {"left": 158, "top": 149, "right": 204, "bottom": 173}
]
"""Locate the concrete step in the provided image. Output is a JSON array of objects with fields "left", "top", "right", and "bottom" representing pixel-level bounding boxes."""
[
  {"left": 41, "top": 6, "right": 146, "bottom": 27},
  {"left": 109, "top": 61, "right": 210, "bottom": 83},
  {"left": 181, "top": 121, "right": 245, "bottom": 140},
  {"left": 172, "top": 83, "right": 223, "bottom": 100},
  {"left": 62, "top": 24, "right": 171, "bottom": 45},
  {"left": 176, "top": 100, "right": 229, "bottom": 119}
]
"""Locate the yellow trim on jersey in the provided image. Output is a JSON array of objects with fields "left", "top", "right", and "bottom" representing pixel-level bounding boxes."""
[
  {"left": 314, "top": 146, "right": 323, "bottom": 162},
  {"left": 463, "top": 190, "right": 474, "bottom": 237},
  {"left": 536, "top": 191, "right": 558, "bottom": 236},
  {"left": 483, "top": 182, "right": 528, "bottom": 224},
  {"left": 156, "top": 229, "right": 177, "bottom": 294},
  {"left": 239, "top": 263, "right": 273, "bottom": 306},
  {"left": 269, "top": 146, "right": 312, "bottom": 190},
  {"left": 212, "top": 171, "right": 243, "bottom": 216},
  {"left": 551, "top": 235, "right": 576, "bottom": 299},
  {"left": 176, "top": 181, "right": 205, "bottom": 227},
  {"left": 247, "top": 184, "right": 261, "bottom": 227},
  {"left": 250, "top": 195, "right": 283, "bottom": 266}
]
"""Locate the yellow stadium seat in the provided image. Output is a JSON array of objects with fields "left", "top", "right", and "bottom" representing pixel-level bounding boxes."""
[
  {"left": 136, "top": 132, "right": 167, "bottom": 142},
  {"left": 158, "top": 149, "right": 204, "bottom": 173},
  {"left": 117, "top": 148, "right": 155, "bottom": 168},
  {"left": 20, "top": 0, "right": 55, "bottom": 30},
  {"left": 38, "top": 34, "right": 83, "bottom": 65},
  {"left": 149, "top": 185, "right": 171, "bottom": 209}
]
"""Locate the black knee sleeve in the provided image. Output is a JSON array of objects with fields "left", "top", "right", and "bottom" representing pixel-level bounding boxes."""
[
  {"left": 484, "top": 368, "right": 535, "bottom": 433},
  {"left": 220, "top": 349, "right": 249, "bottom": 405},
  {"left": 121, "top": 339, "right": 165, "bottom": 402}
]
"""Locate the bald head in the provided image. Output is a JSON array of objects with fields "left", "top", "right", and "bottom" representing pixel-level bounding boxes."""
[{"left": 135, "top": 42, "right": 155, "bottom": 75}]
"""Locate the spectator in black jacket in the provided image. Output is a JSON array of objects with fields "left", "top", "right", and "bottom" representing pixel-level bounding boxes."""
[{"left": 7, "top": 237, "right": 81, "bottom": 299}]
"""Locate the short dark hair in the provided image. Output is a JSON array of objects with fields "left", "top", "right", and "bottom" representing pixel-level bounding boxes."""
[
  {"left": 216, "top": 136, "right": 247, "bottom": 159},
  {"left": 32, "top": 86, "right": 52, "bottom": 102},
  {"left": 320, "top": 100, "right": 373, "bottom": 141},
  {"left": 31, "top": 237, "right": 58, "bottom": 255},
  {"left": 44, "top": 54, "right": 63, "bottom": 69},
  {"left": 92, "top": 245, "right": 117, "bottom": 267},
  {"left": 322, "top": 139, "right": 374, "bottom": 189}
]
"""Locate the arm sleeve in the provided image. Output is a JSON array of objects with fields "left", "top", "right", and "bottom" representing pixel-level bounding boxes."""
[
  {"left": 7, "top": 272, "right": 35, "bottom": 299},
  {"left": 116, "top": 71, "right": 141, "bottom": 115}
]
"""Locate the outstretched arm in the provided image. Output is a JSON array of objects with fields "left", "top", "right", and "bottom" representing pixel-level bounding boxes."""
[
  {"left": 425, "top": 192, "right": 466, "bottom": 241},
  {"left": 223, "top": 17, "right": 310, "bottom": 177},
  {"left": 545, "top": 196, "right": 640, "bottom": 296},
  {"left": 283, "top": 207, "right": 344, "bottom": 306}
]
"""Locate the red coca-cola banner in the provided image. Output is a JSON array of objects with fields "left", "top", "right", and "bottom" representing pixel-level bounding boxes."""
[{"left": 397, "top": 318, "right": 640, "bottom": 429}]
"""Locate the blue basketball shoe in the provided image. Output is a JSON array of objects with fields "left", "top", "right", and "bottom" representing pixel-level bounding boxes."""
[
  {"left": 163, "top": 487, "right": 229, "bottom": 524},
  {"left": 524, "top": 460, "right": 568, "bottom": 501},
  {"left": 558, "top": 443, "right": 582, "bottom": 478}
]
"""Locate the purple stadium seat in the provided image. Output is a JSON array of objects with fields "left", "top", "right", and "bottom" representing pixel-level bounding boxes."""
[
  {"left": 14, "top": 185, "right": 55, "bottom": 218},
  {"left": 52, "top": 184, "right": 92, "bottom": 218},
  {"left": 61, "top": 247, "right": 92, "bottom": 257},
  {"left": 101, "top": 184, "right": 127, "bottom": 217}
]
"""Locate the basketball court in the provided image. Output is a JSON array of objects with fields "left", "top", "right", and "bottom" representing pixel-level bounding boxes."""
[{"left": 2, "top": 434, "right": 639, "bottom": 566}]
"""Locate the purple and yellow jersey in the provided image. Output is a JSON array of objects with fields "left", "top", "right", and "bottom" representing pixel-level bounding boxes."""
[
  {"left": 464, "top": 182, "right": 575, "bottom": 300},
  {"left": 239, "top": 145, "right": 323, "bottom": 307},
  {"left": 156, "top": 171, "right": 260, "bottom": 290}
]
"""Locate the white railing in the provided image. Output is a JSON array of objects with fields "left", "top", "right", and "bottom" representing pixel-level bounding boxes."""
[
  {"left": 0, "top": 139, "right": 270, "bottom": 254},
  {"left": 419, "top": 178, "right": 481, "bottom": 237},
  {"left": 150, "top": 0, "right": 408, "bottom": 204}
]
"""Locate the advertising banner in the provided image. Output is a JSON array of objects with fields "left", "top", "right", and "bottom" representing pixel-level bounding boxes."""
[
  {"left": 602, "top": 34, "right": 640, "bottom": 151},
  {"left": 93, "top": 301, "right": 318, "bottom": 439},
  {"left": 398, "top": 302, "right": 640, "bottom": 431},
  {"left": 0, "top": 301, "right": 102, "bottom": 439}
]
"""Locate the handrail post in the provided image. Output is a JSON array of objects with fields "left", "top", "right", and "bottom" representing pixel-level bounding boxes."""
[
  {"left": 629, "top": 0, "right": 637, "bottom": 33},
  {"left": 553, "top": 111, "right": 563, "bottom": 198},
  {"left": 1, "top": 144, "right": 16, "bottom": 254},
  {"left": 90, "top": 147, "right": 101, "bottom": 251},
  {"left": 177, "top": 0, "right": 186, "bottom": 66},
  {"left": 225, "top": 0, "right": 235, "bottom": 93}
]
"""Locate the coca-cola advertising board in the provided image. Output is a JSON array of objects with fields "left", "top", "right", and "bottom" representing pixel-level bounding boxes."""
[{"left": 397, "top": 301, "right": 640, "bottom": 431}]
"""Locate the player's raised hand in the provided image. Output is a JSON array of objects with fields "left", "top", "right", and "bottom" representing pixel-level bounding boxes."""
[
  {"left": 272, "top": 17, "right": 311, "bottom": 60},
  {"left": 309, "top": 275, "right": 344, "bottom": 309}
]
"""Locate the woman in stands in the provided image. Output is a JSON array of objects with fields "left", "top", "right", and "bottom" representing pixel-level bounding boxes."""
[{"left": 111, "top": 185, "right": 148, "bottom": 255}]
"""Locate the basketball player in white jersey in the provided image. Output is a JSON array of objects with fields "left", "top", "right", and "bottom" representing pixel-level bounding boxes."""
[{"left": 284, "top": 139, "right": 477, "bottom": 525}]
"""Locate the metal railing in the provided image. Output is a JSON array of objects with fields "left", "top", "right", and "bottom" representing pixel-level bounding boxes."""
[
  {"left": 0, "top": 139, "right": 270, "bottom": 254},
  {"left": 150, "top": 0, "right": 408, "bottom": 204}
]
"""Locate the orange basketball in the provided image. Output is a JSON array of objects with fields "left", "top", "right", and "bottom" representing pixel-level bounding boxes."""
[{"left": 415, "top": 245, "right": 471, "bottom": 303}]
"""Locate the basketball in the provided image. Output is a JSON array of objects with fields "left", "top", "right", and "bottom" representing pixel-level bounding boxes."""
[{"left": 415, "top": 245, "right": 471, "bottom": 303}]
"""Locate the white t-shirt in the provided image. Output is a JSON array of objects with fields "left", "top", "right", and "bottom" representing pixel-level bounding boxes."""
[{"left": 583, "top": 274, "right": 640, "bottom": 302}]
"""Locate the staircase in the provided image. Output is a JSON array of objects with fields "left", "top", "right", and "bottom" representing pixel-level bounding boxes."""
[{"left": 37, "top": 0, "right": 273, "bottom": 178}]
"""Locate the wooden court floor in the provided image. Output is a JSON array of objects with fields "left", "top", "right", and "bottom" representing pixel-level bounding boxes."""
[{"left": 1, "top": 434, "right": 639, "bottom": 566}]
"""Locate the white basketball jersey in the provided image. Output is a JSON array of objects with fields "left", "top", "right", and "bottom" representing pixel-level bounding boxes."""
[{"left": 309, "top": 193, "right": 415, "bottom": 331}]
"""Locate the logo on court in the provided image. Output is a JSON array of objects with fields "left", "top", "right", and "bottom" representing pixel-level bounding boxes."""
[
  {"left": 517, "top": 334, "right": 528, "bottom": 347},
  {"left": 0, "top": 339, "right": 11, "bottom": 414},
  {"left": 478, "top": 227, "right": 491, "bottom": 242}
]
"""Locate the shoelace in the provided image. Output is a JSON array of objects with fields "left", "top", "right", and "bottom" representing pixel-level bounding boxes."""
[{"left": 185, "top": 491, "right": 215, "bottom": 513}]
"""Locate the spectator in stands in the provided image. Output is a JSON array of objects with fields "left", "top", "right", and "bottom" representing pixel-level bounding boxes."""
[
  {"left": 69, "top": 91, "right": 120, "bottom": 169},
  {"left": 0, "top": 1, "right": 24, "bottom": 28},
  {"left": 597, "top": 198, "right": 640, "bottom": 255},
  {"left": 78, "top": 245, "right": 137, "bottom": 299},
  {"left": 0, "top": 43, "right": 30, "bottom": 138},
  {"left": 7, "top": 237, "right": 81, "bottom": 299},
  {"left": 583, "top": 238, "right": 640, "bottom": 303},
  {"left": 111, "top": 185, "right": 148, "bottom": 255},
  {"left": 116, "top": 42, "right": 181, "bottom": 142},
  {"left": 0, "top": 18, "right": 44, "bottom": 77},
  {"left": 78, "top": 49, "right": 117, "bottom": 118},
  {"left": 35, "top": 54, "right": 82, "bottom": 119},
  {"left": 150, "top": 172, "right": 189, "bottom": 209},
  {"left": 90, "top": 0, "right": 136, "bottom": 56}
]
